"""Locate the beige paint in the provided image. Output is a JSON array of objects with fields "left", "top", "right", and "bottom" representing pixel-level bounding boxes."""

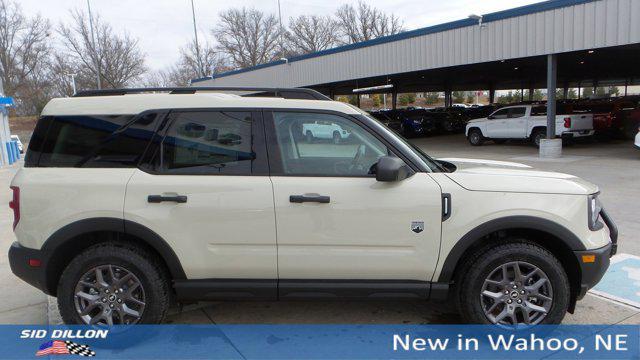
[
  {"left": 123, "top": 170, "right": 277, "bottom": 279},
  {"left": 271, "top": 173, "right": 443, "bottom": 281}
]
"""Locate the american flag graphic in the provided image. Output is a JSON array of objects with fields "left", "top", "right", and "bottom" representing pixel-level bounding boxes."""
[
  {"left": 36, "top": 340, "right": 69, "bottom": 356},
  {"left": 36, "top": 340, "right": 96, "bottom": 357}
]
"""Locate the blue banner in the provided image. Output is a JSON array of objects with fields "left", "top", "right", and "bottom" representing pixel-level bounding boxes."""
[
  {"left": 0, "top": 97, "right": 13, "bottom": 106},
  {"left": 2, "top": 325, "right": 638, "bottom": 359}
]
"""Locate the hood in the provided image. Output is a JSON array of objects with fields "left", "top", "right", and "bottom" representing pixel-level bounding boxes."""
[
  {"left": 438, "top": 158, "right": 598, "bottom": 195},
  {"left": 466, "top": 118, "right": 486, "bottom": 124}
]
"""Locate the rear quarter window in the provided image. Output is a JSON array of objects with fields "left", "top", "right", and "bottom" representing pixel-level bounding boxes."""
[{"left": 31, "top": 113, "right": 160, "bottom": 168}]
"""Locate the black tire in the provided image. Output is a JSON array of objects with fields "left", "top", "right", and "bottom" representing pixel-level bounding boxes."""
[
  {"left": 57, "top": 242, "right": 170, "bottom": 325},
  {"left": 493, "top": 139, "right": 507, "bottom": 144},
  {"left": 455, "top": 240, "right": 570, "bottom": 326},
  {"left": 332, "top": 131, "right": 341, "bottom": 144},
  {"left": 305, "top": 131, "right": 313, "bottom": 143},
  {"left": 531, "top": 129, "right": 546, "bottom": 148},
  {"left": 467, "top": 129, "right": 484, "bottom": 146}
]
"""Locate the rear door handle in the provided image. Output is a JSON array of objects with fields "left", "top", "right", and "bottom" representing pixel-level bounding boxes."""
[
  {"left": 289, "top": 194, "right": 330, "bottom": 203},
  {"left": 148, "top": 195, "right": 188, "bottom": 203}
]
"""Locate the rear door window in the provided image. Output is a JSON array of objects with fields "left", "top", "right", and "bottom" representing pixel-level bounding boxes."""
[
  {"left": 508, "top": 107, "right": 527, "bottom": 118},
  {"left": 156, "top": 110, "right": 258, "bottom": 175}
]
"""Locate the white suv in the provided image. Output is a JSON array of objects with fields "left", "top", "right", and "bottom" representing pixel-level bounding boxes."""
[
  {"left": 302, "top": 120, "right": 350, "bottom": 143},
  {"left": 9, "top": 88, "right": 616, "bottom": 326}
]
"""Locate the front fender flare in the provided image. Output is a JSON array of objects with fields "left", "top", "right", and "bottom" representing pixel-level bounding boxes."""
[{"left": 437, "top": 216, "right": 585, "bottom": 283}]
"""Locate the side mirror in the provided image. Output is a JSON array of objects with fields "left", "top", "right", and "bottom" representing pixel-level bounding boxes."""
[
  {"left": 375, "top": 156, "right": 410, "bottom": 182},
  {"left": 487, "top": 115, "right": 495, "bottom": 120}
]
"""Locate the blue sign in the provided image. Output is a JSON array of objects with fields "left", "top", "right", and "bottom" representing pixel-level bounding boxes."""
[
  {"left": 0, "top": 96, "right": 14, "bottom": 106},
  {"left": 0, "top": 325, "right": 637, "bottom": 359}
]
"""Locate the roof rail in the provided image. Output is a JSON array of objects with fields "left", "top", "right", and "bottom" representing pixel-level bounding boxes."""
[{"left": 73, "top": 87, "right": 331, "bottom": 101}]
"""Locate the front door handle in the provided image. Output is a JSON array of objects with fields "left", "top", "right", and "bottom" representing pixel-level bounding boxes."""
[
  {"left": 148, "top": 195, "right": 188, "bottom": 203},
  {"left": 289, "top": 194, "right": 330, "bottom": 203}
]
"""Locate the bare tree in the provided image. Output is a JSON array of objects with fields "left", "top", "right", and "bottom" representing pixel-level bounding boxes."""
[
  {"left": 58, "top": 9, "right": 146, "bottom": 89},
  {"left": 179, "top": 40, "right": 227, "bottom": 79},
  {"left": 285, "top": 15, "right": 337, "bottom": 55},
  {"left": 213, "top": 8, "right": 280, "bottom": 69},
  {"left": 140, "top": 65, "right": 196, "bottom": 88},
  {"left": 335, "top": 1, "right": 403, "bottom": 44},
  {"left": 0, "top": 0, "right": 51, "bottom": 113}
]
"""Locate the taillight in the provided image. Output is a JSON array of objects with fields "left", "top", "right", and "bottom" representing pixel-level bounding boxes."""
[
  {"left": 9, "top": 186, "right": 19, "bottom": 231},
  {"left": 564, "top": 117, "right": 571, "bottom": 128}
]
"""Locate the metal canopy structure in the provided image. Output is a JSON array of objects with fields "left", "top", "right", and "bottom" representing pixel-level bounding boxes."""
[{"left": 192, "top": 0, "right": 640, "bottom": 97}]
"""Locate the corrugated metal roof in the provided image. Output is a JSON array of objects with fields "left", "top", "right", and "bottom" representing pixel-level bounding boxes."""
[{"left": 193, "top": 0, "right": 602, "bottom": 83}]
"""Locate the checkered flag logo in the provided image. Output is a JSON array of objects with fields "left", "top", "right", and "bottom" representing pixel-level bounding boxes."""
[{"left": 65, "top": 341, "right": 96, "bottom": 357}]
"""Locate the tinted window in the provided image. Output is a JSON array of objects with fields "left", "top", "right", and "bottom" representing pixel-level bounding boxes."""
[
  {"left": 272, "top": 112, "right": 389, "bottom": 176},
  {"left": 159, "top": 111, "right": 254, "bottom": 175},
  {"left": 508, "top": 107, "right": 527, "bottom": 118},
  {"left": 37, "top": 114, "right": 152, "bottom": 167},
  {"left": 531, "top": 106, "right": 547, "bottom": 116},
  {"left": 491, "top": 109, "right": 509, "bottom": 119}
]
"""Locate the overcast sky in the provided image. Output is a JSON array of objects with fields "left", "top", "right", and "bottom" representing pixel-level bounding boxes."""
[{"left": 18, "top": 0, "right": 541, "bottom": 72}]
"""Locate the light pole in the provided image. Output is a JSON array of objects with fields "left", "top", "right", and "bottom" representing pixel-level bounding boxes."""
[
  {"left": 190, "top": 0, "right": 204, "bottom": 78},
  {"left": 69, "top": 74, "right": 77, "bottom": 95},
  {"left": 87, "top": 0, "right": 101, "bottom": 89},
  {"left": 277, "top": 0, "right": 284, "bottom": 58}
]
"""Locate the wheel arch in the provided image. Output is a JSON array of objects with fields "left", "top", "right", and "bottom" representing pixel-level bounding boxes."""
[
  {"left": 530, "top": 126, "right": 547, "bottom": 138},
  {"left": 438, "top": 216, "right": 584, "bottom": 311},
  {"left": 466, "top": 126, "right": 482, "bottom": 137},
  {"left": 40, "top": 218, "right": 186, "bottom": 296}
]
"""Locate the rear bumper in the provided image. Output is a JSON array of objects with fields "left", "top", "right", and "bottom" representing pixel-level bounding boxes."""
[
  {"left": 8, "top": 242, "right": 48, "bottom": 294},
  {"left": 561, "top": 130, "right": 595, "bottom": 138}
]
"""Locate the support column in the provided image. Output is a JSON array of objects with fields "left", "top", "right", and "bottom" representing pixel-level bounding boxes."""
[
  {"left": 528, "top": 85, "right": 534, "bottom": 101},
  {"left": 489, "top": 85, "right": 495, "bottom": 104},
  {"left": 540, "top": 53, "right": 561, "bottom": 158},
  {"left": 392, "top": 91, "right": 397, "bottom": 110},
  {"left": 356, "top": 94, "right": 361, "bottom": 108},
  {"left": 445, "top": 90, "right": 452, "bottom": 108}
]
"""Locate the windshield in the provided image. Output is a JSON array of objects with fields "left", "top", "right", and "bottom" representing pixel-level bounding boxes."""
[{"left": 359, "top": 113, "right": 447, "bottom": 172}]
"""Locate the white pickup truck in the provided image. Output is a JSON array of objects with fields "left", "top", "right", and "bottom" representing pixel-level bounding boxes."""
[{"left": 465, "top": 105, "right": 594, "bottom": 147}]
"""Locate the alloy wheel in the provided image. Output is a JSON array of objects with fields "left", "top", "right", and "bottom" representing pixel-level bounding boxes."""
[
  {"left": 480, "top": 261, "right": 553, "bottom": 326},
  {"left": 73, "top": 265, "right": 146, "bottom": 325}
]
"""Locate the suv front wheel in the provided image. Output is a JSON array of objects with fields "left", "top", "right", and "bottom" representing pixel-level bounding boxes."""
[
  {"left": 455, "top": 241, "right": 570, "bottom": 326},
  {"left": 57, "top": 243, "right": 170, "bottom": 325},
  {"left": 467, "top": 129, "right": 485, "bottom": 146}
]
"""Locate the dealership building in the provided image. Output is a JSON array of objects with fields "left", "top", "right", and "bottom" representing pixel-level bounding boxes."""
[
  {"left": 192, "top": 0, "right": 640, "bottom": 156},
  {"left": 193, "top": 0, "right": 639, "bottom": 99}
]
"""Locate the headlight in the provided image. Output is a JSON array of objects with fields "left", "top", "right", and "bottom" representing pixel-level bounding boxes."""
[
  {"left": 412, "top": 119, "right": 423, "bottom": 125},
  {"left": 588, "top": 194, "right": 604, "bottom": 231}
]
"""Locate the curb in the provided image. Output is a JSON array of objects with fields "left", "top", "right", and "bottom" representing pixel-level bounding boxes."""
[{"left": 47, "top": 296, "right": 62, "bottom": 325}]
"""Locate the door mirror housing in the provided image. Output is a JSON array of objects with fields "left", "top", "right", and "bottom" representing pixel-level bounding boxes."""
[
  {"left": 487, "top": 115, "right": 495, "bottom": 120},
  {"left": 375, "top": 156, "right": 411, "bottom": 182}
]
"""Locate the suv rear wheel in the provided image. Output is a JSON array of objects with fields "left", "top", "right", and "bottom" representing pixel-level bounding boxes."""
[
  {"left": 57, "top": 243, "right": 170, "bottom": 325},
  {"left": 333, "top": 131, "right": 341, "bottom": 144},
  {"left": 455, "top": 241, "right": 570, "bottom": 326}
]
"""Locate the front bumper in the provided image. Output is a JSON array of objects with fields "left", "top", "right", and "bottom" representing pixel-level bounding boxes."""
[
  {"left": 8, "top": 242, "right": 48, "bottom": 294},
  {"left": 574, "top": 208, "right": 618, "bottom": 299}
]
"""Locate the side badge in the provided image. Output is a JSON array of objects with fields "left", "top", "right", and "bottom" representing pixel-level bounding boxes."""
[{"left": 411, "top": 221, "right": 424, "bottom": 234}]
